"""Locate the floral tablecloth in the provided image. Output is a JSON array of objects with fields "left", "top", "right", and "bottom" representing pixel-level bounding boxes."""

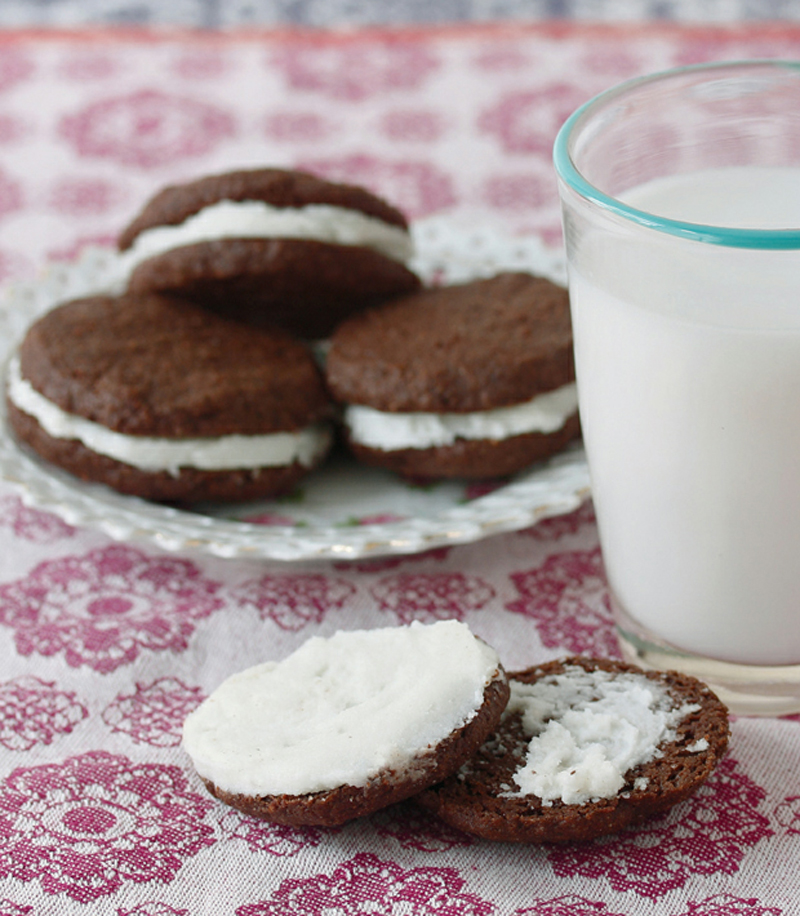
[{"left": 0, "top": 22, "right": 798, "bottom": 916}]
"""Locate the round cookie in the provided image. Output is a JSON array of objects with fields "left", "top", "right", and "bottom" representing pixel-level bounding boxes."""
[
  {"left": 416, "top": 657, "right": 730, "bottom": 844},
  {"left": 325, "top": 272, "right": 581, "bottom": 479},
  {"left": 182, "top": 621, "right": 510, "bottom": 827},
  {"left": 6, "top": 293, "right": 333, "bottom": 503},
  {"left": 118, "top": 168, "right": 422, "bottom": 339}
]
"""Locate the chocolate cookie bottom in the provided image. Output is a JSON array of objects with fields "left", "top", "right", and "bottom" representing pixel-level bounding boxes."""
[
  {"left": 199, "top": 672, "right": 510, "bottom": 827},
  {"left": 8, "top": 403, "right": 326, "bottom": 504},
  {"left": 128, "top": 238, "right": 421, "bottom": 339},
  {"left": 346, "top": 412, "right": 581, "bottom": 480}
]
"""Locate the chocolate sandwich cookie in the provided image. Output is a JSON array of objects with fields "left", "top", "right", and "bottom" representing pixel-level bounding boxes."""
[
  {"left": 118, "top": 168, "right": 421, "bottom": 339},
  {"left": 6, "top": 293, "right": 333, "bottom": 503},
  {"left": 416, "top": 657, "right": 730, "bottom": 844},
  {"left": 325, "top": 272, "right": 581, "bottom": 479},
  {"left": 182, "top": 620, "right": 510, "bottom": 827}
]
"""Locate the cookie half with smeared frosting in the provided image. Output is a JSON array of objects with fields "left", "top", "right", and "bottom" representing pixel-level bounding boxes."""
[
  {"left": 416, "top": 656, "right": 730, "bottom": 843},
  {"left": 118, "top": 167, "right": 422, "bottom": 339},
  {"left": 325, "top": 272, "right": 581, "bottom": 479},
  {"left": 6, "top": 293, "right": 333, "bottom": 502},
  {"left": 182, "top": 620, "right": 510, "bottom": 827}
]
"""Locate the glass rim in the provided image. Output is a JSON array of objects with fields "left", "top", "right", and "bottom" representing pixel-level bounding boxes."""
[{"left": 553, "top": 59, "right": 800, "bottom": 250}]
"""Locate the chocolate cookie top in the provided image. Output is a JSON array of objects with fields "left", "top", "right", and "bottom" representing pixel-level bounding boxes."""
[
  {"left": 17, "top": 293, "right": 331, "bottom": 437},
  {"left": 124, "top": 237, "right": 422, "bottom": 340},
  {"left": 416, "top": 657, "right": 729, "bottom": 844},
  {"left": 118, "top": 168, "right": 409, "bottom": 250},
  {"left": 325, "top": 272, "right": 574, "bottom": 413}
]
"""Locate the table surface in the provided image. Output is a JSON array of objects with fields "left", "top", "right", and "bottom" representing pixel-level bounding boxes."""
[{"left": 0, "top": 20, "right": 798, "bottom": 916}]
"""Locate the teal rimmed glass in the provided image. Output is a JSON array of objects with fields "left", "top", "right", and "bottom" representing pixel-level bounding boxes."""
[
  {"left": 552, "top": 60, "right": 800, "bottom": 716},
  {"left": 554, "top": 60, "right": 800, "bottom": 250}
]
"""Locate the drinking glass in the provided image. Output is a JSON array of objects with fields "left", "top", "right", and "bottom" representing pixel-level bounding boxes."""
[{"left": 554, "top": 60, "right": 800, "bottom": 715}]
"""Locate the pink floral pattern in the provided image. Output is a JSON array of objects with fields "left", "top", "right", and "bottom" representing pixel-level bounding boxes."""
[
  {"left": 235, "top": 852, "right": 493, "bottom": 916},
  {"left": 0, "top": 49, "right": 34, "bottom": 93},
  {"left": 116, "top": 905, "right": 190, "bottom": 916},
  {"left": 0, "top": 676, "right": 87, "bottom": 751},
  {"left": 774, "top": 795, "right": 800, "bottom": 835},
  {"left": 58, "top": 51, "right": 119, "bottom": 81},
  {"left": 472, "top": 41, "right": 534, "bottom": 72},
  {"left": 0, "top": 751, "right": 215, "bottom": 903},
  {"left": 171, "top": 49, "right": 230, "bottom": 79},
  {"left": 380, "top": 109, "right": 445, "bottom": 142},
  {"left": 547, "top": 757, "right": 773, "bottom": 899},
  {"left": 371, "top": 802, "right": 474, "bottom": 852},
  {"left": 482, "top": 173, "right": 551, "bottom": 211},
  {"left": 479, "top": 84, "right": 591, "bottom": 155},
  {"left": 0, "top": 167, "right": 23, "bottom": 219},
  {"left": 219, "top": 810, "right": 327, "bottom": 857},
  {"left": 59, "top": 89, "right": 236, "bottom": 168},
  {"left": 519, "top": 501, "right": 597, "bottom": 542},
  {"left": 48, "top": 176, "right": 124, "bottom": 215},
  {"left": 0, "top": 495, "right": 75, "bottom": 542},
  {"left": 371, "top": 572, "right": 495, "bottom": 624},
  {"left": 298, "top": 153, "right": 457, "bottom": 218},
  {"left": 264, "top": 111, "right": 333, "bottom": 143},
  {"left": 0, "top": 545, "right": 223, "bottom": 673},
  {"left": 511, "top": 899, "right": 782, "bottom": 916},
  {"left": 0, "top": 246, "right": 30, "bottom": 282},
  {"left": 0, "top": 114, "right": 27, "bottom": 145},
  {"left": 0, "top": 899, "right": 33, "bottom": 916},
  {"left": 577, "top": 40, "right": 644, "bottom": 78},
  {"left": 513, "top": 898, "right": 625, "bottom": 916},
  {"left": 506, "top": 547, "right": 620, "bottom": 657},
  {"left": 102, "top": 678, "right": 205, "bottom": 747},
  {"left": 271, "top": 41, "right": 440, "bottom": 100},
  {"left": 678, "top": 897, "right": 782, "bottom": 916},
  {"left": 231, "top": 574, "right": 356, "bottom": 631}
]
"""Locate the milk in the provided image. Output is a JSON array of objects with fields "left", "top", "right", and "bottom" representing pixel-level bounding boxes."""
[{"left": 569, "top": 166, "right": 800, "bottom": 666}]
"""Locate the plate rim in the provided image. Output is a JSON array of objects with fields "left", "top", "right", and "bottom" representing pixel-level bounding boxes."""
[{"left": 0, "top": 221, "right": 591, "bottom": 562}]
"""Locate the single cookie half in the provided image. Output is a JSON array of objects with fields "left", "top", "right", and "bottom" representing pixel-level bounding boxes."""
[
  {"left": 416, "top": 657, "right": 729, "bottom": 843},
  {"left": 118, "top": 168, "right": 422, "bottom": 338},
  {"left": 6, "top": 293, "right": 333, "bottom": 502},
  {"left": 325, "top": 272, "right": 581, "bottom": 479},
  {"left": 182, "top": 620, "right": 510, "bottom": 827}
]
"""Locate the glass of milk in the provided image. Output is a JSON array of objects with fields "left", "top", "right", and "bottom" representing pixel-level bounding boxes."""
[{"left": 554, "top": 60, "right": 800, "bottom": 715}]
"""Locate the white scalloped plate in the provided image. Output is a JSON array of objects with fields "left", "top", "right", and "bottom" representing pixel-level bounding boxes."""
[{"left": 0, "top": 217, "right": 591, "bottom": 561}]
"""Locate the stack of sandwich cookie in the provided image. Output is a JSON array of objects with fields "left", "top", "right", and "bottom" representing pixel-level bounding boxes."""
[
  {"left": 5, "top": 168, "right": 585, "bottom": 502},
  {"left": 5, "top": 293, "right": 333, "bottom": 502},
  {"left": 118, "top": 167, "right": 422, "bottom": 339},
  {"left": 325, "top": 272, "right": 581, "bottom": 479}
]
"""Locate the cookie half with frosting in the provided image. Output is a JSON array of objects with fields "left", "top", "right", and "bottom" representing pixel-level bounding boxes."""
[
  {"left": 6, "top": 293, "right": 333, "bottom": 502},
  {"left": 118, "top": 168, "right": 421, "bottom": 339},
  {"left": 325, "top": 272, "right": 581, "bottom": 479},
  {"left": 182, "top": 620, "right": 510, "bottom": 826},
  {"left": 416, "top": 657, "right": 730, "bottom": 843}
]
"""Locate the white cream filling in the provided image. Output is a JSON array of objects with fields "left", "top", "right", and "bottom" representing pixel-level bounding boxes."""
[
  {"left": 6, "top": 355, "right": 330, "bottom": 474},
  {"left": 182, "top": 620, "right": 502, "bottom": 797},
  {"left": 121, "top": 199, "right": 414, "bottom": 273},
  {"left": 344, "top": 382, "right": 578, "bottom": 452},
  {"left": 501, "top": 667, "right": 700, "bottom": 806}
]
